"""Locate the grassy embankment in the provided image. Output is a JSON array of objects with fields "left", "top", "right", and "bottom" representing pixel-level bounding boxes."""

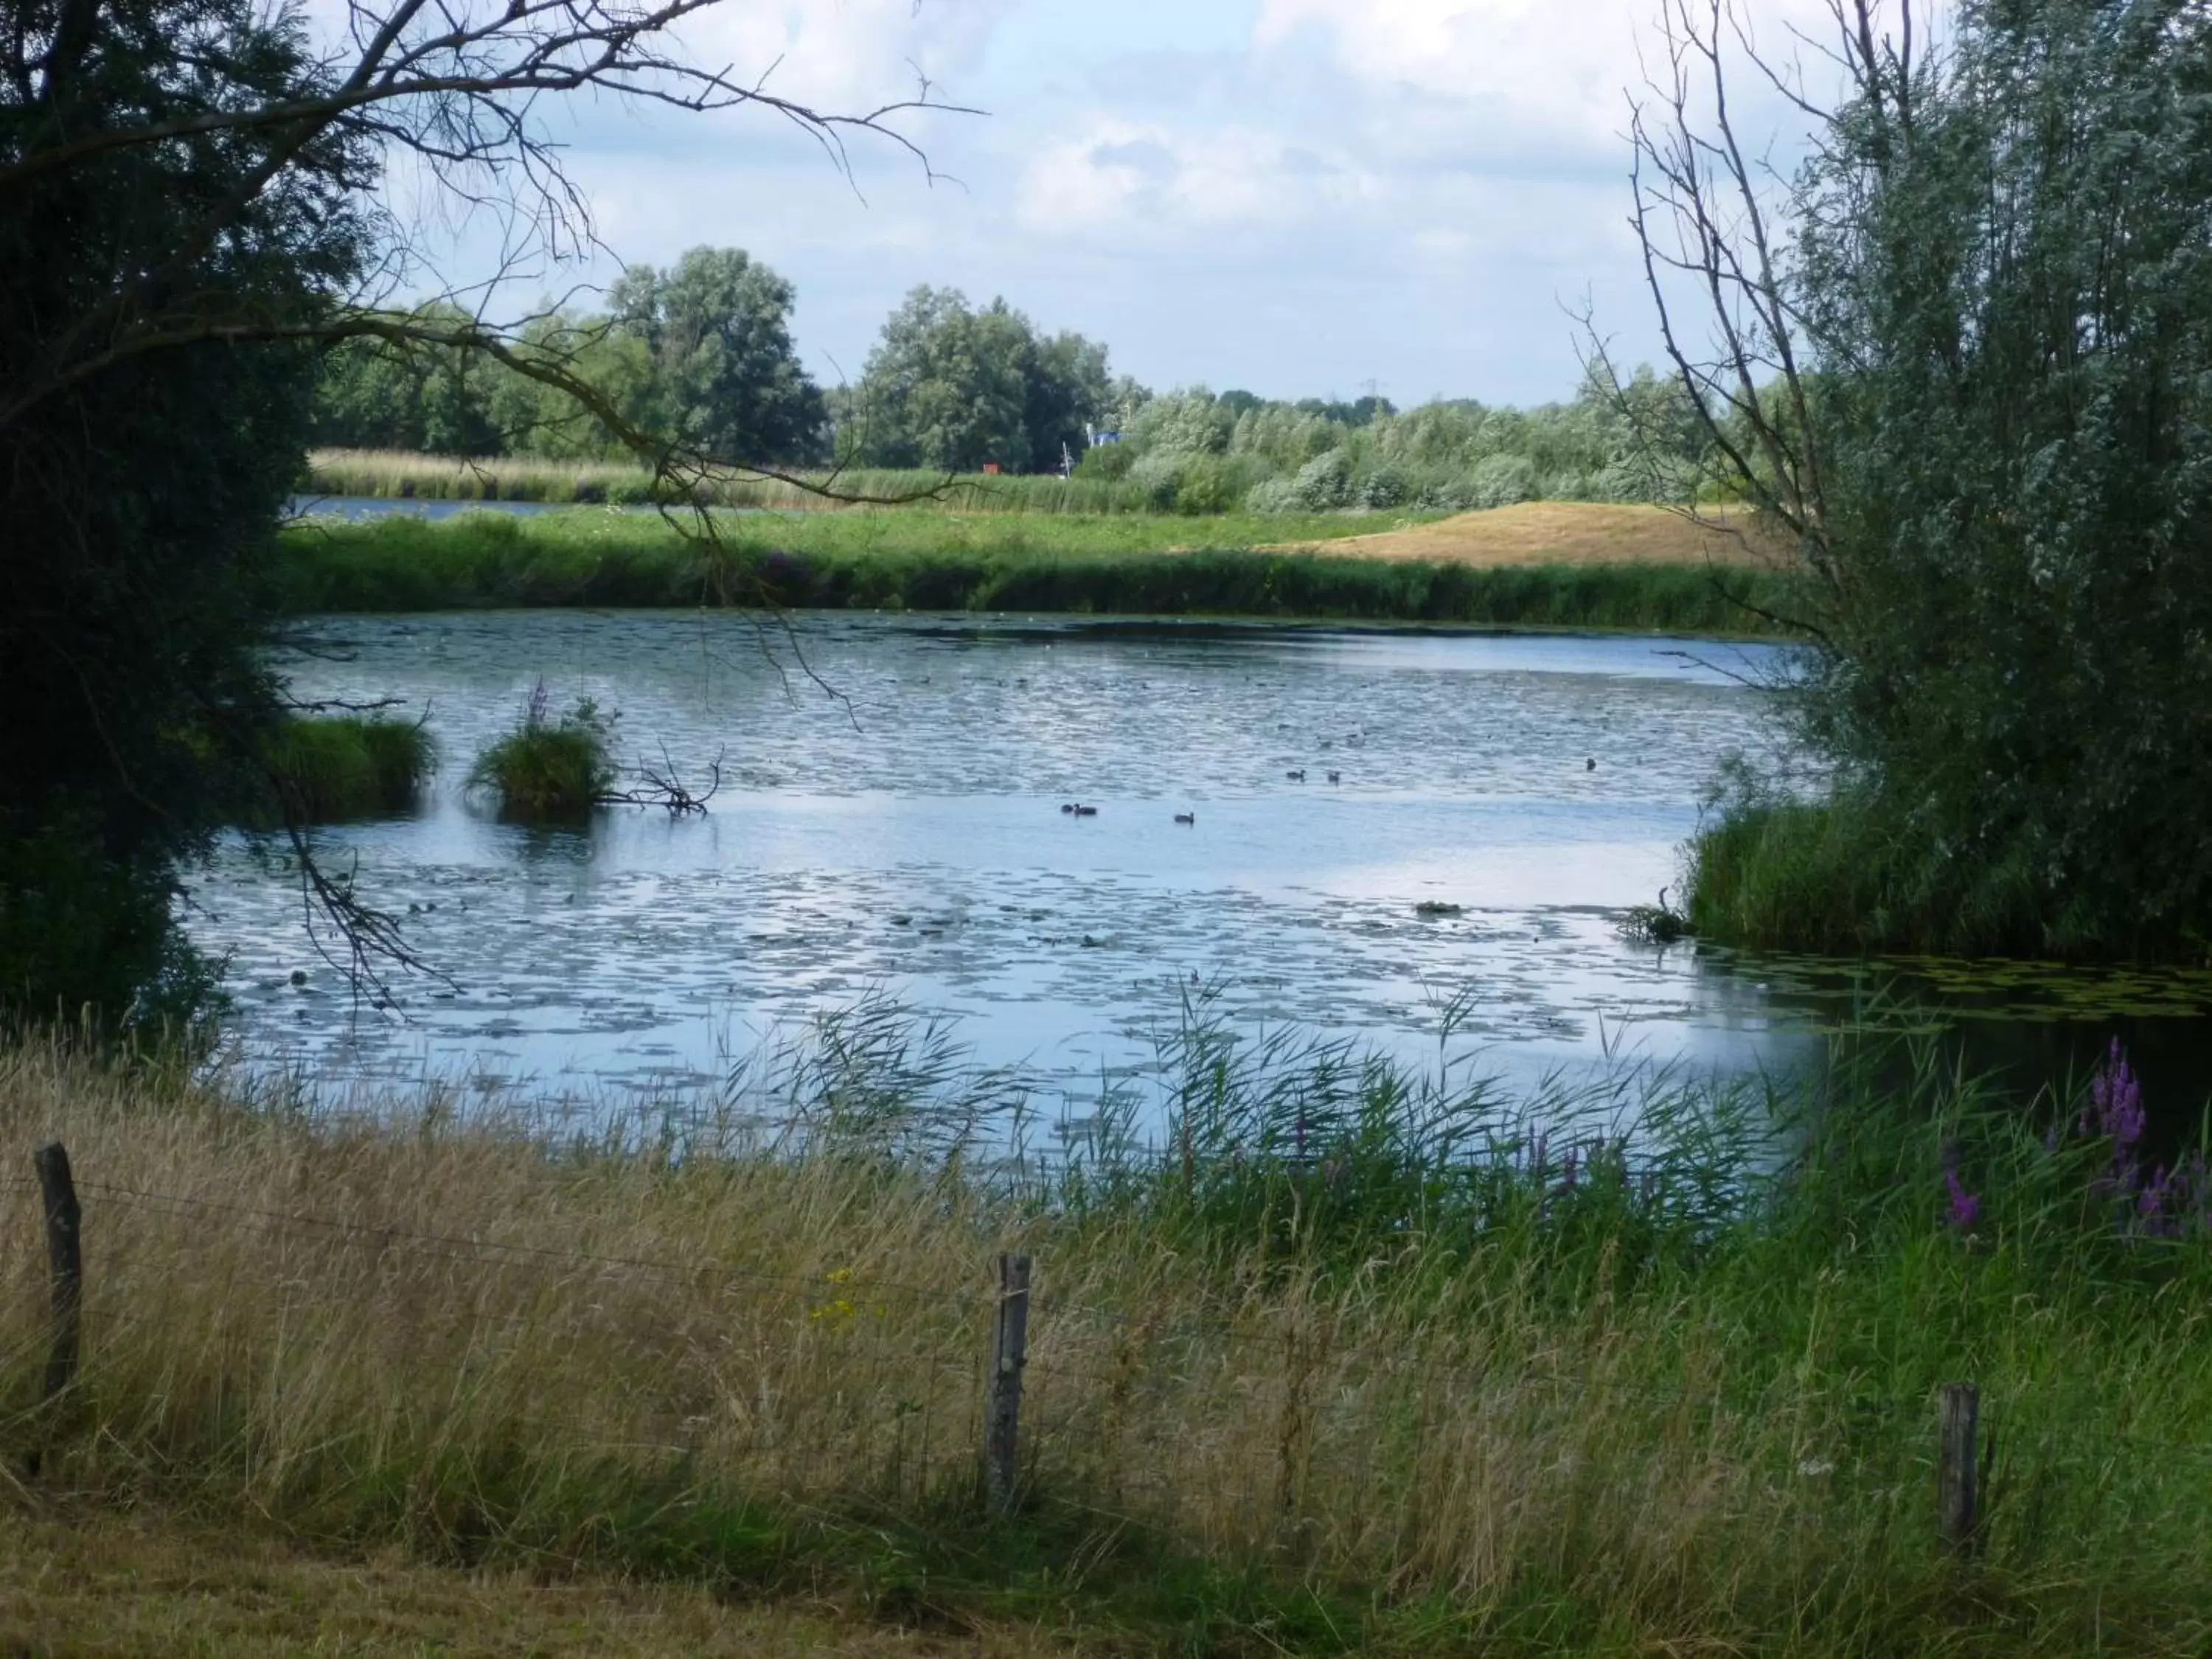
[
  {"left": 1, "top": 1023, "right": 2208, "bottom": 1654},
  {"left": 305, "top": 447, "right": 1158, "bottom": 514},
  {"left": 258, "top": 716, "right": 434, "bottom": 823},
  {"left": 274, "top": 502, "right": 1793, "bottom": 635}
]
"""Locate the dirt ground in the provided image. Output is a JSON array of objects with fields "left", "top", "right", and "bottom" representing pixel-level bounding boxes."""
[{"left": 1268, "top": 501, "right": 1781, "bottom": 568}]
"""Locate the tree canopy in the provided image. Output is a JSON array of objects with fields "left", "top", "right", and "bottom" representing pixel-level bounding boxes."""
[
  {"left": 844, "top": 286, "right": 1112, "bottom": 473},
  {"left": 0, "top": 0, "right": 941, "bottom": 1026},
  {"left": 605, "top": 247, "right": 826, "bottom": 465},
  {"left": 311, "top": 248, "right": 829, "bottom": 466},
  {"left": 1652, "top": 0, "right": 2212, "bottom": 957}
]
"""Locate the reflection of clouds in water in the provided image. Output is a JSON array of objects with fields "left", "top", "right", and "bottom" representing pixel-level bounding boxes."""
[
  {"left": 201, "top": 613, "right": 1803, "bottom": 1110},
  {"left": 195, "top": 856, "right": 1817, "bottom": 1105}
]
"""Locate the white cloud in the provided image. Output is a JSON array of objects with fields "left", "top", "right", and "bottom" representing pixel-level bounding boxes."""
[
  {"left": 1256, "top": 0, "right": 1646, "bottom": 141},
  {"left": 672, "top": 0, "right": 1015, "bottom": 113},
  {"left": 1015, "top": 121, "right": 1371, "bottom": 237}
]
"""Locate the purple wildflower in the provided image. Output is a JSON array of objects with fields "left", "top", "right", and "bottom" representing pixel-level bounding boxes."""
[
  {"left": 2090, "top": 1038, "right": 2146, "bottom": 1157},
  {"left": 1944, "top": 1169, "right": 1981, "bottom": 1231},
  {"left": 2139, "top": 1169, "right": 2169, "bottom": 1224}
]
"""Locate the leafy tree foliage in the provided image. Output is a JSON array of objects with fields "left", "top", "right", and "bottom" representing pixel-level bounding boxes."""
[
  {"left": 1091, "top": 369, "right": 1701, "bottom": 515},
  {"left": 1800, "top": 0, "right": 2212, "bottom": 955},
  {"left": 1666, "top": 0, "right": 2212, "bottom": 957},
  {"left": 311, "top": 305, "right": 504, "bottom": 456},
  {"left": 846, "top": 286, "right": 1111, "bottom": 473},
  {"left": 1, "top": 0, "right": 371, "bottom": 1024},
  {"left": 313, "top": 248, "right": 826, "bottom": 466},
  {"left": 603, "top": 247, "right": 826, "bottom": 465}
]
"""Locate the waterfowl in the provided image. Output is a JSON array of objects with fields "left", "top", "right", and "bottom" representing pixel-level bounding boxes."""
[
  {"left": 1074, "top": 804, "right": 1099, "bottom": 817},
  {"left": 1285, "top": 768, "right": 1307, "bottom": 782},
  {"left": 1586, "top": 757, "right": 1596, "bottom": 771},
  {"left": 1174, "top": 812, "right": 1195, "bottom": 825},
  {"left": 1326, "top": 771, "right": 1340, "bottom": 784}
]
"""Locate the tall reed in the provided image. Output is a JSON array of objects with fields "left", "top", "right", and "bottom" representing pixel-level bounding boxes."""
[{"left": 303, "top": 449, "right": 1157, "bottom": 515}]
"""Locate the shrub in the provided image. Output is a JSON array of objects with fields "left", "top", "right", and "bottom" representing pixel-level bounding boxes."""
[
  {"left": 1357, "top": 465, "right": 1409, "bottom": 509},
  {"left": 1467, "top": 452, "right": 1538, "bottom": 509},
  {"left": 1171, "top": 453, "right": 1242, "bottom": 515},
  {"left": 0, "top": 813, "right": 223, "bottom": 1035},
  {"left": 1074, "top": 441, "right": 1135, "bottom": 481},
  {"left": 1291, "top": 449, "right": 1353, "bottom": 509},
  {"left": 1243, "top": 476, "right": 1304, "bottom": 514},
  {"left": 466, "top": 684, "right": 616, "bottom": 819}
]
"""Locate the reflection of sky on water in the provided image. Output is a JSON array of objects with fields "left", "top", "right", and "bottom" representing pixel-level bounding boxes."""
[{"left": 194, "top": 609, "right": 2205, "bottom": 1123}]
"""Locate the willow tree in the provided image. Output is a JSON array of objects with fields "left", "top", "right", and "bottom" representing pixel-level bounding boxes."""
[
  {"left": 1645, "top": 0, "right": 2212, "bottom": 957},
  {"left": 0, "top": 0, "right": 956, "bottom": 1023}
]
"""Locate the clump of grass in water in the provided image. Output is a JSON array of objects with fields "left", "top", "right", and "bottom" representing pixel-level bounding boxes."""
[
  {"left": 466, "top": 681, "right": 615, "bottom": 819},
  {"left": 1620, "top": 886, "right": 1689, "bottom": 944},
  {"left": 260, "top": 715, "right": 434, "bottom": 822}
]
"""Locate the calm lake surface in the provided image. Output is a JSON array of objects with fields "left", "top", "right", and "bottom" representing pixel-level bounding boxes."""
[{"left": 189, "top": 611, "right": 2212, "bottom": 1127}]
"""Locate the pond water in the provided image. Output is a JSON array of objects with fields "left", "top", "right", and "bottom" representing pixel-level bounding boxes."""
[
  {"left": 289, "top": 494, "right": 577, "bottom": 521},
  {"left": 288, "top": 495, "right": 774, "bottom": 522},
  {"left": 189, "top": 611, "right": 2212, "bottom": 1131}
]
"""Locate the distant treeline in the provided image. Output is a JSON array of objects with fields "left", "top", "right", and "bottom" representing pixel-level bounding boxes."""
[{"left": 310, "top": 247, "right": 1705, "bottom": 515}]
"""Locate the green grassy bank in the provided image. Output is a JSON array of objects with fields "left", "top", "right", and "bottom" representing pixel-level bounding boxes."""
[
  {"left": 1, "top": 1021, "right": 2208, "bottom": 1654},
  {"left": 1684, "top": 790, "right": 2212, "bottom": 962},
  {"left": 274, "top": 509, "right": 1790, "bottom": 634}
]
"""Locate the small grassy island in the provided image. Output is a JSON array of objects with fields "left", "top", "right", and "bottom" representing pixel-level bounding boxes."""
[
  {"left": 260, "top": 714, "right": 434, "bottom": 823},
  {"left": 465, "top": 686, "right": 616, "bottom": 819}
]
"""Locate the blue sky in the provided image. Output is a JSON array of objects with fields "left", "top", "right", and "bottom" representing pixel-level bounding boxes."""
[{"left": 429, "top": 1, "right": 1826, "bottom": 408}]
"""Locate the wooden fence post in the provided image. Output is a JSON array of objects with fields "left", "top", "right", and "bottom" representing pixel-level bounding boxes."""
[
  {"left": 984, "top": 1252, "right": 1031, "bottom": 1516},
  {"left": 1938, "top": 1382, "right": 1980, "bottom": 1555},
  {"left": 35, "top": 1142, "right": 82, "bottom": 1402}
]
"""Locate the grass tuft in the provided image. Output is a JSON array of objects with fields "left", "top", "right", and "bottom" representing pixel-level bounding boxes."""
[
  {"left": 260, "top": 715, "right": 433, "bottom": 823},
  {"left": 465, "top": 682, "right": 615, "bottom": 819}
]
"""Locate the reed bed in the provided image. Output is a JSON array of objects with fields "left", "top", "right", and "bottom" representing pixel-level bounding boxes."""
[
  {"left": 303, "top": 448, "right": 1158, "bottom": 515},
  {"left": 0, "top": 1012, "right": 2206, "bottom": 1653}
]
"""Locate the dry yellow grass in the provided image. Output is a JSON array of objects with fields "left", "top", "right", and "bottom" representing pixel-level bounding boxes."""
[
  {"left": 0, "top": 1042, "right": 1834, "bottom": 1641},
  {"left": 1, "top": 1039, "right": 2204, "bottom": 1655},
  {"left": 1265, "top": 501, "right": 1784, "bottom": 568}
]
